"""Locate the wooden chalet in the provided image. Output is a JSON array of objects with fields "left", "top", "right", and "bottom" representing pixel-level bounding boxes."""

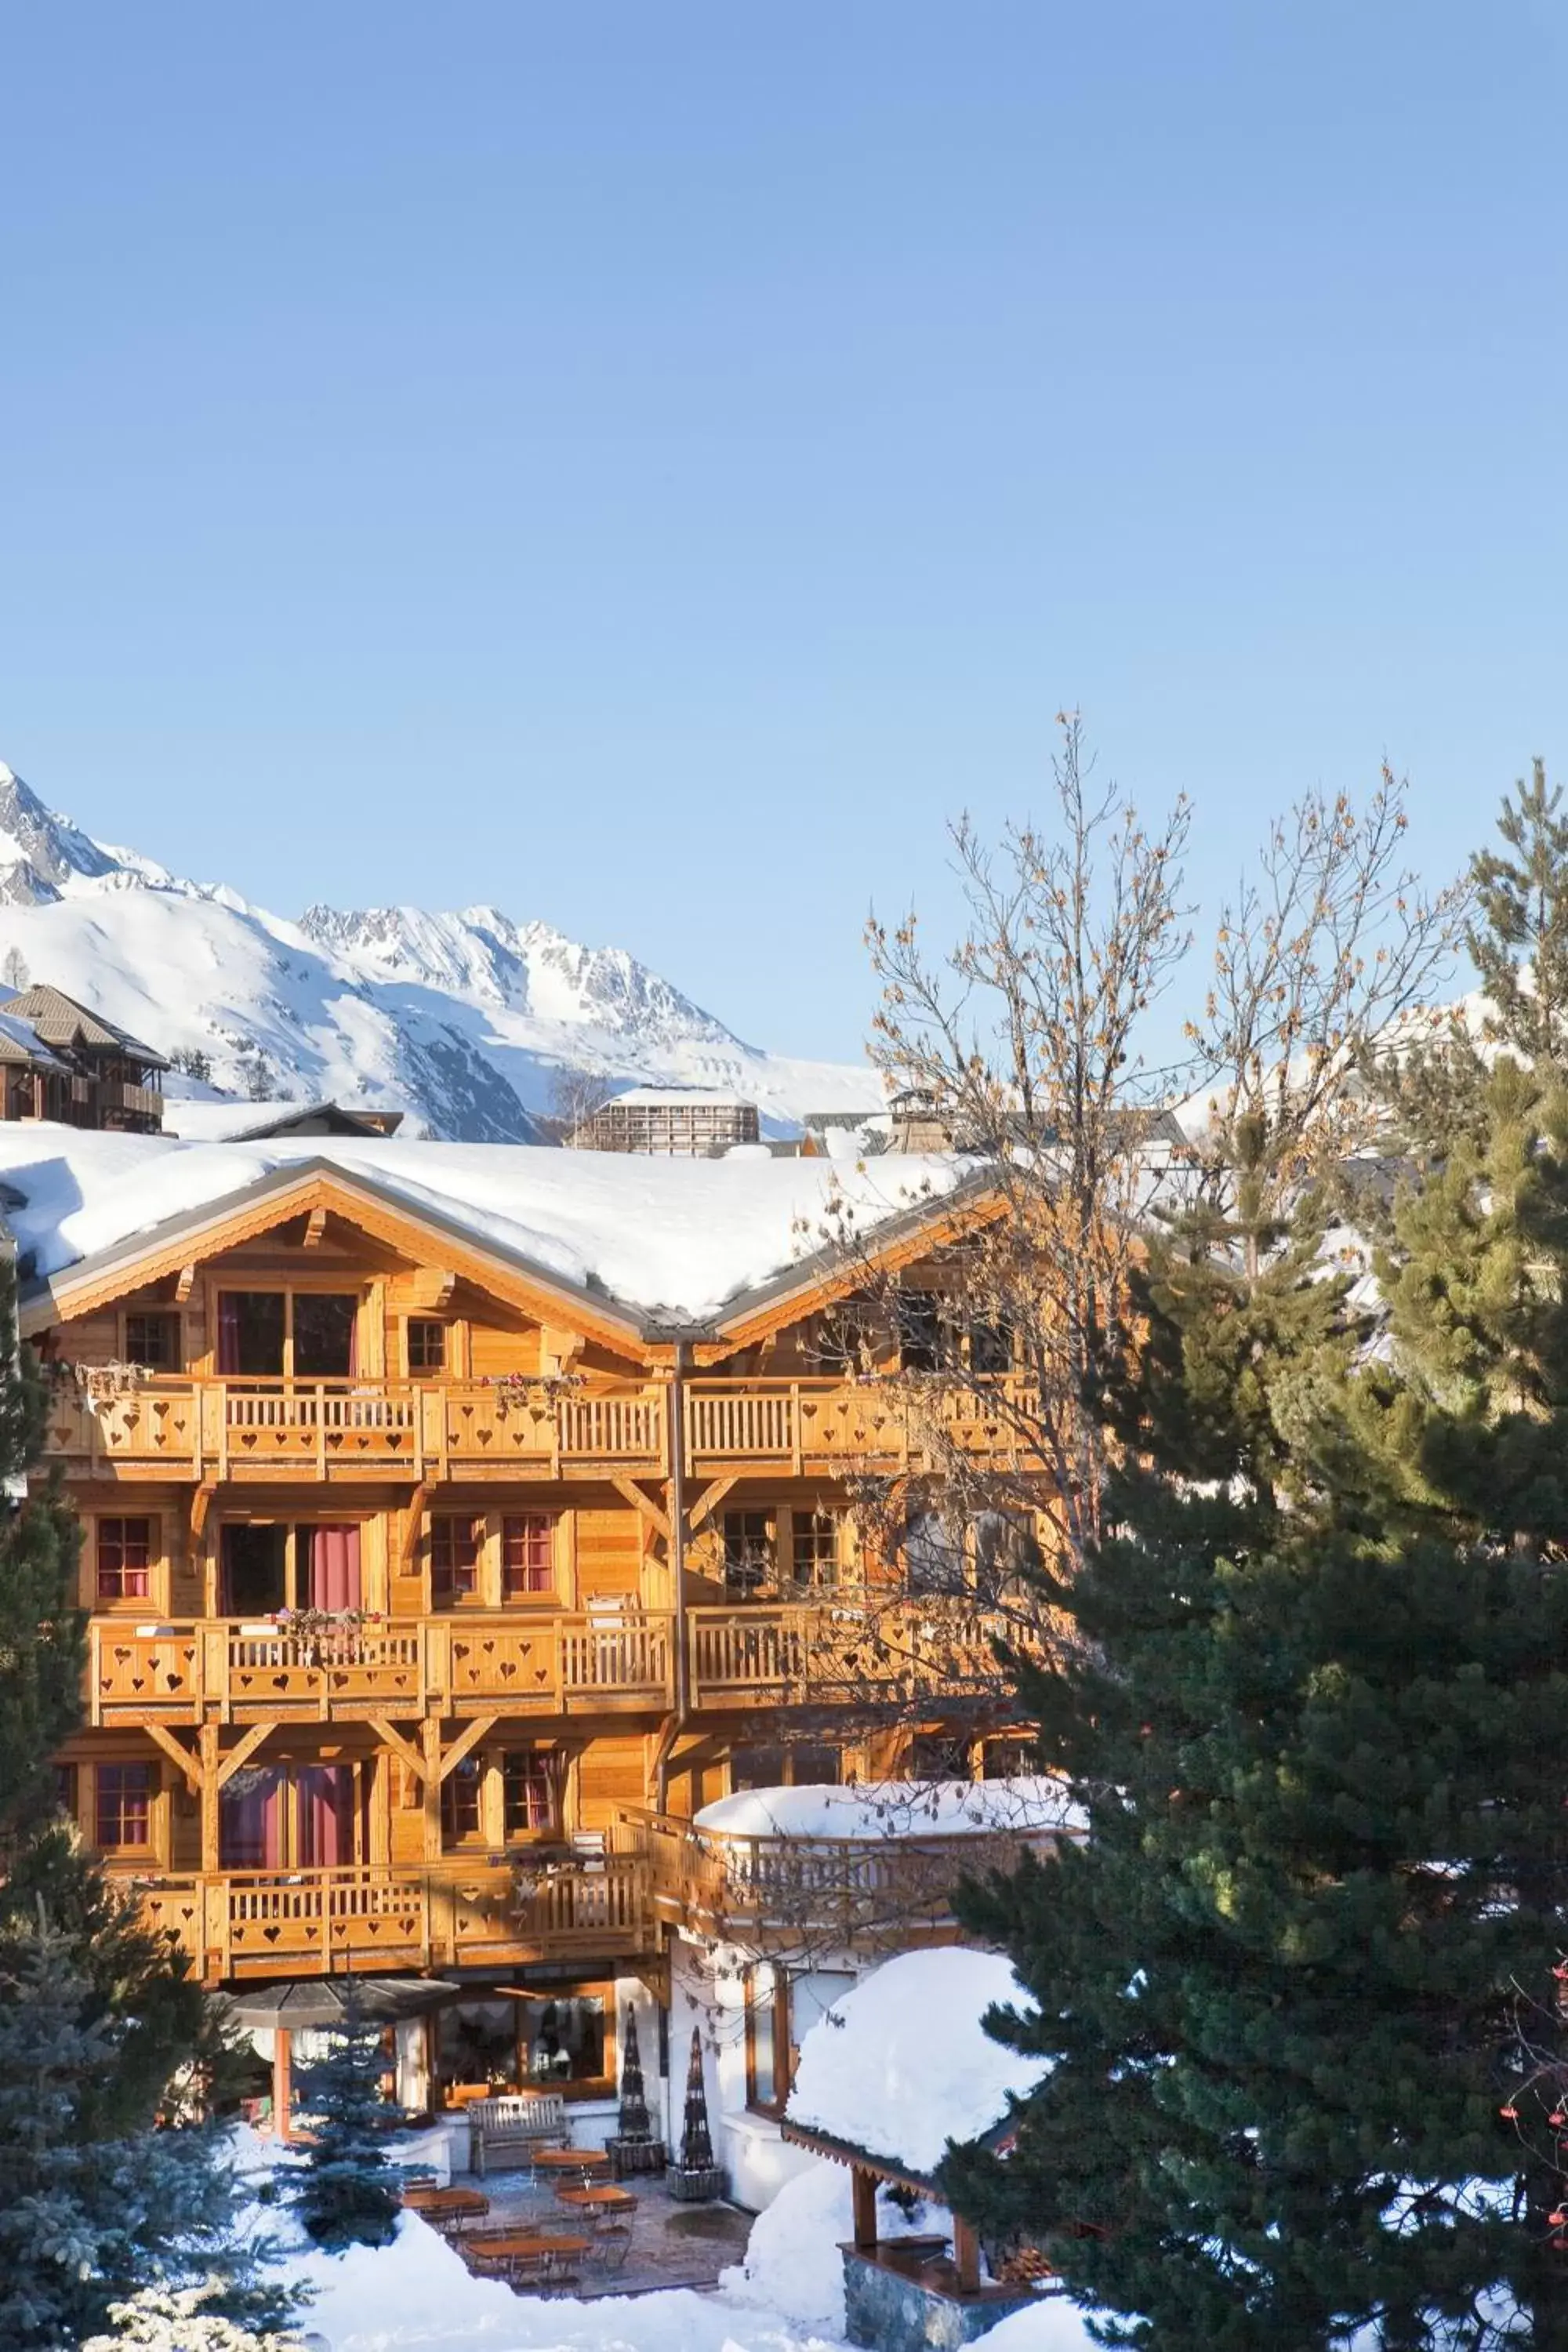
[
  {"left": 0, "top": 982, "right": 167, "bottom": 1131},
  {"left": 13, "top": 1134, "right": 1049, "bottom": 2118}
]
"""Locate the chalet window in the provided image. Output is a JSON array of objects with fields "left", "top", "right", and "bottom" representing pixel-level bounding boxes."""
[
  {"left": 503, "top": 1751, "right": 554, "bottom": 1835},
  {"left": 96, "top": 1762, "right": 154, "bottom": 1850},
  {"left": 216, "top": 1290, "right": 358, "bottom": 1378},
  {"left": 441, "top": 1756, "right": 485, "bottom": 1844},
  {"left": 744, "top": 1962, "right": 791, "bottom": 2115},
  {"left": 722, "top": 1509, "right": 774, "bottom": 1595},
  {"left": 54, "top": 1762, "right": 79, "bottom": 1822},
  {"left": 407, "top": 1318, "right": 446, "bottom": 1373},
  {"left": 125, "top": 1312, "right": 180, "bottom": 1370},
  {"left": 217, "top": 1292, "right": 285, "bottom": 1377},
  {"left": 292, "top": 1294, "right": 358, "bottom": 1378},
  {"left": 96, "top": 1516, "right": 152, "bottom": 1602},
  {"left": 982, "top": 1736, "right": 1036, "bottom": 1780},
  {"left": 974, "top": 1510, "right": 1042, "bottom": 1602},
  {"left": 219, "top": 1762, "right": 356, "bottom": 1868},
  {"left": 816, "top": 1294, "right": 876, "bottom": 1373},
  {"left": 517, "top": 1991, "right": 609, "bottom": 2092},
  {"left": 902, "top": 1509, "right": 965, "bottom": 1596},
  {"left": 730, "top": 1741, "right": 839, "bottom": 1791},
  {"left": 911, "top": 1732, "right": 972, "bottom": 1780},
  {"left": 502, "top": 1514, "right": 555, "bottom": 1600},
  {"left": 897, "top": 1291, "right": 946, "bottom": 1372},
  {"left": 431, "top": 1515, "right": 482, "bottom": 1603},
  {"left": 789, "top": 1507, "right": 840, "bottom": 1592},
  {"left": 967, "top": 1317, "right": 1014, "bottom": 1374},
  {"left": 219, "top": 1522, "right": 361, "bottom": 1615}
]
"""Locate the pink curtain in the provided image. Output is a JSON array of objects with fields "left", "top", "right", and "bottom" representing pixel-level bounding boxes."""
[
  {"left": 217, "top": 1294, "right": 241, "bottom": 1376},
  {"left": 296, "top": 1766, "right": 354, "bottom": 1867},
  {"left": 220, "top": 1769, "right": 283, "bottom": 1869},
  {"left": 309, "top": 1525, "right": 361, "bottom": 1611}
]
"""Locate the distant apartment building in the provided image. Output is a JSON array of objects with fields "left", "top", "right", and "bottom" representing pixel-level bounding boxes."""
[
  {"left": 568, "top": 1087, "right": 760, "bottom": 1156},
  {"left": 0, "top": 983, "right": 167, "bottom": 1132}
]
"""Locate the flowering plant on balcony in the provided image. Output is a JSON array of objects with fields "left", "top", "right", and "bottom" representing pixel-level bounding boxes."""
[
  {"left": 267, "top": 1606, "right": 383, "bottom": 1661},
  {"left": 487, "top": 1368, "right": 585, "bottom": 1412},
  {"left": 53, "top": 1358, "right": 152, "bottom": 1402}
]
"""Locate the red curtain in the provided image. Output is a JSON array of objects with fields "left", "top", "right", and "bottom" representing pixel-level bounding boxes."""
[
  {"left": 296, "top": 1766, "right": 354, "bottom": 1867},
  {"left": 309, "top": 1525, "right": 361, "bottom": 1611},
  {"left": 220, "top": 1769, "right": 283, "bottom": 1869},
  {"left": 217, "top": 1294, "right": 241, "bottom": 1376}
]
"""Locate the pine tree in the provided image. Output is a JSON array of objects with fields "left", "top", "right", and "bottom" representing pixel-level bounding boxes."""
[
  {"left": 291, "top": 1980, "right": 404, "bottom": 2252},
  {"left": 0, "top": 1263, "right": 290, "bottom": 2342},
  {"left": 941, "top": 771, "right": 1568, "bottom": 2348}
]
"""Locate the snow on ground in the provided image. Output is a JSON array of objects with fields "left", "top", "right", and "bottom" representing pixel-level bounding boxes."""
[
  {"left": 228, "top": 2128, "right": 1105, "bottom": 2352},
  {"left": 786, "top": 1947, "right": 1047, "bottom": 2176},
  {"left": 0, "top": 1123, "right": 966, "bottom": 1322},
  {"left": 693, "top": 1777, "right": 1081, "bottom": 1842}
]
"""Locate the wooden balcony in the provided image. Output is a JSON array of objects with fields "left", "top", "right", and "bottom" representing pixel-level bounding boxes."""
[
  {"left": 134, "top": 1854, "right": 654, "bottom": 1984},
  {"left": 687, "top": 1599, "right": 1028, "bottom": 1712},
  {"left": 89, "top": 1611, "right": 675, "bottom": 1724},
  {"left": 615, "top": 1806, "right": 1065, "bottom": 1951},
  {"left": 683, "top": 1375, "right": 1040, "bottom": 1475},
  {"left": 43, "top": 1377, "right": 668, "bottom": 1484}
]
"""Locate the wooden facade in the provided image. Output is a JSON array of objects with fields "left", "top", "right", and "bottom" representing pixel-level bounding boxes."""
[{"left": 24, "top": 1159, "right": 1046, "bottom": 2103}]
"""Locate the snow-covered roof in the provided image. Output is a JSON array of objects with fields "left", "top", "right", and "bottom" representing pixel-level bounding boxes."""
[
  {"left": 602, "top": 1086, "right": 757, "bottom": 1110},
  {"left": 786, "top": 1947, "right": 1047, "bottom": 2176},
  {"left": 694, "top": 1777, "right": 1082, "bottom": 1842},
  {"left": 0, "top": 1124, "right": 975, "bottom": 1328},
  {"left": 165, "top": 1099, "right": 404, "bottom": 1142},
  {"left": 0, "top": 1008, "right": 66, "bottom": 1071}
]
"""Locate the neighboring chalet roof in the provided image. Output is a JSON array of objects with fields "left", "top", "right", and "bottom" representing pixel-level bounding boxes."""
[
  {"left": 167, "top": 1100, "right": 405, "bottom": 1142},
  {"left": 0, "top": 983, "right": 169, "bottom": 1070},
  {"left": 0, "top": 1009, "right": 68, "bottom": 1072},
  {"left": 783, "top": 1947, "right": 1047, "bottom": 2183},
  {"left": 0, "top": 1127, "right": 985, "bottom": 1341}
]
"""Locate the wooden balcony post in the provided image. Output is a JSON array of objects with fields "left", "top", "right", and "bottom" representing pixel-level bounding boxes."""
[
  {"left": 198, "top": 1722, "right": 221, "bottom": 1875},
  {"left": 273, "top": 2028, "right": 293, "bottom": 2143},
  {"left": 851, "top": 2164, "right": 879, "bottom": 2252},
  {"left": 952, "top": 2213, "right": 982, "bottom": 2294}
]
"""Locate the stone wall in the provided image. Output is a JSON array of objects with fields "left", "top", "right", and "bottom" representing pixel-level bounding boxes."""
[{"left": 841, "top": 2248, "right": 1036, "bottom": 2352}]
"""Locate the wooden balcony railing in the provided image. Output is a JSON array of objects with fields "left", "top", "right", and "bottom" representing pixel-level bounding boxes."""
[
  {"left": 683, "top": 1376, "right": 1040, "bottom": 1475},
  {"left": 613, "top": 1806, "right": 1066, "bottom": 1951},
  {"left": 134, "top": 1855, "right": 655, "bottom": 1983},
  {"left": 44, "top": 1377, "right": 668, "bottom": 1483},
  {"left": 687, "top": 1599, "right": 1027, "bottom": 1711},
  {"left": 89, "top": 1611, "right": 675, "bottom": 1723}
]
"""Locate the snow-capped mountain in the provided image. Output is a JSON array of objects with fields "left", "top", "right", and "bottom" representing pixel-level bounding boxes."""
[{"left": 0, "top": 762, "right": 878, "bottom": 1141}]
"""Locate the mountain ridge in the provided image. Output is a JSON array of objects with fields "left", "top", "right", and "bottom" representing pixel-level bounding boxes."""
[{"left": 0, "top": 761, "right": 876, "bottom": 1141}]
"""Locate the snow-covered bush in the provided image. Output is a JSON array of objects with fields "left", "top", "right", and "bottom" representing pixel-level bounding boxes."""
[{"left": 81, "top": 2278, "right": 307, "bottom": 2350}]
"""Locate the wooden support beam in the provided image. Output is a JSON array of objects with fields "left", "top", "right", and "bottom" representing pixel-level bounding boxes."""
[
  {"left": 609, "top": 1476, "right": 672, "bottom": 1544},
  {"left": 369, "top": 1715, "right": 429, "bottom": 1784},
  {"left": 273, "top": 2028, "right": 293, "bottom": 2143},
  {"left": 436, "top": 1715, "right": 497, "bottom": 1783},
  {"left": 401, "top": 1484, "right": 430, "bottom": 1570},
  {"left": 191, "top": 1482, "right": 215, "bottom": 1542},
  {"left": 175, "top": 1264, "right": 197, "bottom": 1304},
  {"left": 143, "top": 1723, "right": 202, "bottom": 1793},
  {"left": 422, "top": 1716, "right": 442, "bottom": 1863},
  {"left": 952, "top": 2213, "right": 982, "bottom": 2295},
  {"left": 215, "top": 1721, "right": 274, "bottom": 1789},
  {"left": 685, "top": 1476, "right": 737, "bottom": 1536},
  {"left": 851, "top": 2165, "right": 879, "bottom": 2252},
  {"left": 199, "top": 1721, "right": 220, "bottom": 1874},
  {"left": 302, "top": 1207, "right": 328, "bottom": 1248}
]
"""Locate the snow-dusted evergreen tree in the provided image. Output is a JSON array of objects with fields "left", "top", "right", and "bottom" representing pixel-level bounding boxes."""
[
  {"left": 291, "top": 1980, "right": 403, "bottom": 2252},
  {"left": 942, "top": 772, "right": 1568, "bottom": 2349}
]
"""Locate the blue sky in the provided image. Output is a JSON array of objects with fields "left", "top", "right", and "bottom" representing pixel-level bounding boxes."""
[{"left": 2, "top": 2, "right": 1566, "bottom": 1065}]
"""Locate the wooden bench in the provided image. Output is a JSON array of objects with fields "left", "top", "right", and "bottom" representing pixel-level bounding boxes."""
[{"left": 469, "top": 2092, "right": 570, "bottom": 2176}]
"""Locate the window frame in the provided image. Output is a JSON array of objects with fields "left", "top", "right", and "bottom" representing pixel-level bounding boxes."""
[
  {"left": 789, "top": 1506, "right": 840, "bottom": 1592},
  {"left": 95, "top": 1760, "right": 155, "bottom": 1853},
  {"left": 122, "top": 1309, "right": 181, "bottom": 1371},
  {"left": 501, "top": 1512, "right": 557, "bottom": 1602},
  {"left": 430, "top": 1513, "right": 484, "bottom": 1606},
  {"left": 406, "top": 1318, "right": 447, "bottom": 1375},
  {"left": 744, "top": 1961, "right": 793, "bottom": 2118},
  {"left": 212, "top": 1286, "right": 365, "bottom": 1381},
  {"left": 514, "top": 1981, "right": 616, "bottom": 2102},
  {"left": 722, "top": 1507, "right": 775, "bottom": 1595},
  {"left": 96, "top": 1515, "right": 154, "bottom": 1606}
]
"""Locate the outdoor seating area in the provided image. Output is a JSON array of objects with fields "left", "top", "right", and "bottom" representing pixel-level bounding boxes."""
[{"left": 398, "top": 2157, "right": 750, "bottom": 2299}]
